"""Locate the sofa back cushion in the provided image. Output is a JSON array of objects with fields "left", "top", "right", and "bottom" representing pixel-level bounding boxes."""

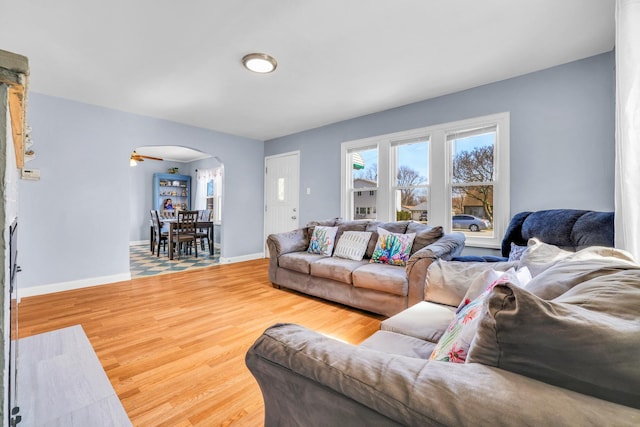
[
  {"left": 406, "top": 222, "right": 444, "bottom": 254},
  {"left": 333, "top": 220, "right": 369, "bottom": 247},
  {"left": 522, "top": 246, "right": 638, "bottom": 299},
  {"left": 306, "top": 218, "right": 342, "bottom": 241},
  {"left": 467, "top": 271, "right": 640, "bottom": 409},
  {"left": 424, "top": 260, "right": 519, "bottom": 307}
]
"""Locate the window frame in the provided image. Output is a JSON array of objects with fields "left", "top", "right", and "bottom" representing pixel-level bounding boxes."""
[
  {"left": 390, "top": 137, "right": 430, "bottom": 221},
  {"left": 341, "top": 112, "right": 509, "bottom": 248}
]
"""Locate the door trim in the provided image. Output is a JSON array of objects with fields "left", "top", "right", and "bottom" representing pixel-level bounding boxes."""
[{"left": 263, "top": 150, "right": 301, "bottom": 255}]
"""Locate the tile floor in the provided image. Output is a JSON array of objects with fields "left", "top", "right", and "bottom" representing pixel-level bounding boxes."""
[{"left": 129, "top": 242, "right": 220, "bottom": 278}]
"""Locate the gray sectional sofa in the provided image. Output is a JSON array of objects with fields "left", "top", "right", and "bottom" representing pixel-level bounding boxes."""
[
  {"left": 266, "top": 218, "right": 465, "bottom": 317},
  {"left": 247, "top": 240, "right": 640, "bottom": 426}
]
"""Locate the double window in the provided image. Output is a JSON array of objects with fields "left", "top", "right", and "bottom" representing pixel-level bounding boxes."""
[{"left": 341, "top": 113, "right": 509, "bottom": 248}]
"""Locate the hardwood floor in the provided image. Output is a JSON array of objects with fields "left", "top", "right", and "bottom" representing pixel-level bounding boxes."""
[{"left": 18, "top": 259, "right": 384, "bottom": 426}]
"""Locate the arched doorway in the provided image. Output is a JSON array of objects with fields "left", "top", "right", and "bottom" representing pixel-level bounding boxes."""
[{"left": 128, "top": 145, "right": 224, "bottom": 276}]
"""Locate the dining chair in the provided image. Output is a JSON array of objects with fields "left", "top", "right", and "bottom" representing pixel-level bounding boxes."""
[
  {"left": 172, "top": 210, "right": 198, "bottom": 259},
  {"left": 196, "top": 209, "right": 212, "bottom": 251},
  {"left": 151, "top": 210, "right": 168, "bottom": 257}
]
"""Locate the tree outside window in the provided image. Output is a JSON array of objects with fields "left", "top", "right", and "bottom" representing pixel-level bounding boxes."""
[{"left": 449, "top": 127, "right": 496, "bottom": 237}]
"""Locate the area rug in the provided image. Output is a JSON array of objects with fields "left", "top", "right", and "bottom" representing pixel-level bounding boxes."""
[{"left": 17, "top": 325, "right": 132, "bottom": 426}]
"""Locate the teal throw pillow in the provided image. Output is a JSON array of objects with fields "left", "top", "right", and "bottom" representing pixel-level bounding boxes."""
[
  {"left": 370, "top": 227, "right": 416, "bottom": 266},
  {"left": 307, "top": 226, "right": 338, "bottom": 256}
]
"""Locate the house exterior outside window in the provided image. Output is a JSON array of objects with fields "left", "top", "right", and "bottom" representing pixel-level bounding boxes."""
[{"left": 353, "top": 179, "right": 377, "bottom": 219}]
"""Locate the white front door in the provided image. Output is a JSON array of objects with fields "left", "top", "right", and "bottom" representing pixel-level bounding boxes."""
[{"left": 264, "top": 152, "right": 300, "bottom": 253}]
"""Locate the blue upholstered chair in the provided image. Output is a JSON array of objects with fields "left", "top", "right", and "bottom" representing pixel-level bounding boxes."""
[{"left": 453, "top": 209, "right": 615, "bottom": 262}]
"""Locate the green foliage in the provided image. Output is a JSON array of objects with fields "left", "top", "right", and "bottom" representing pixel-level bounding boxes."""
[{"left": 396, "top": 210, "right": 411, "bottom": 221}]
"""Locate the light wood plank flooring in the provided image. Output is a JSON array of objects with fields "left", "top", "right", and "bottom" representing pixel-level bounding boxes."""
[{"left": 18, "top": 259, "right": 384, "bottom": 426}]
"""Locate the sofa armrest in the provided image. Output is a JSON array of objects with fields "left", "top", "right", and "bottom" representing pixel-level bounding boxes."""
[
  {"left": 266, "top": 228, "right": 309, "bottom": 282},
  {"left": 406, "top": 232, "right": 465, "bottom": 306},
  {"left": 246, "top": 324, "right": 640, "bottom": 427},
  {"left": 267, "top": 228, "right": 309, "bottom": 257}
]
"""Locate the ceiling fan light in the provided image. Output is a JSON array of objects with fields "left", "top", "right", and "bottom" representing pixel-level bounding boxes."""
[
  {"left": 130, "top": 158, "right": 138, "bottom": 167},
  {"left": 242, "top": 53, "right": 277, "bottom": 73}
]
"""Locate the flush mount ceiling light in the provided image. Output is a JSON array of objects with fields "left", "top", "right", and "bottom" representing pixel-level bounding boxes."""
[{"left": 242, "top": 53, "right": 278, "bottom": 73}]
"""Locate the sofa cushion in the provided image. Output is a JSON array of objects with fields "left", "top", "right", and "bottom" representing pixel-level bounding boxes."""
[
  {"left": 307, "top": 218, "right": 341, "bottom": 228},
  {"left": 352, "top": 263, "right": 408, "bottom": 296},
  {"left": 467, "top": 272, "right": 640, "bottom": 409},
  {"left": 424, "top": 260, "right": 519, "bottom": 307},
  {"left": 310, "top": 257, "right": 368, "bottom": 284},
  {"left": 359, "top": 330, "right": 436, "bottom": 359},
  {"left": 307, "top": 225, "right": 338, "bottom": 255},
  {"left": 334, "top": 220, "right": 369, "bottom": 245},
  {"left": 517, "top": 238, "right": 574, "bottom": 276},
  {"left": 406, "top": 222, "right": 444, "bottom": 254},
  {"left": 370, "top": 227, "right": 416, "bottom": 266},
  {"left": 333, "top": 231, "right": 372, "bottom": 261},
  {"left": 381, "top": 301, "right": 455, "bottom": 343},
  {"left": 279, "top": 252, "right": 327, "bottom": 274},
  {"left": 515, "top": 238, "right": 634, "bottom": 280},
  {"left": 523, "top": 246, "right": 639, "bottom": 300}
]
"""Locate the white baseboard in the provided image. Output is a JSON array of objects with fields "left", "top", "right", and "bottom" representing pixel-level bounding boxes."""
[
  {"left": 219, "top": 252, "right": 265, "bottom": 264},
  {"left": 18, "top": 272, "right": 132, "bottom": 299},
  {"left": 18, "top": 252, "right": 266, "bottom": 299},
  {"left": 130, "top": 240, "right": 149, "bottom": 246}
]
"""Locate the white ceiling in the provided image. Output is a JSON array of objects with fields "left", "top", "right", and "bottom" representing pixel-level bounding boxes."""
[
  {"left": 135, "top": 146, "right": 211, "bottom": 163},
  {"left": 1, "top": 0, "right": 615, "bottom": 141}
]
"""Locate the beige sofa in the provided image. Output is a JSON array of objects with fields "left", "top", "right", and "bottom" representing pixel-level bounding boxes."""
[
  {"left": 248, "top": 241, "right": 640, "bottom": 426},
  {"left": 266, "top": 219, "right": 465, "bottom": 317}
]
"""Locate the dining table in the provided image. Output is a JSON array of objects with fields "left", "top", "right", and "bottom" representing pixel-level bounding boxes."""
[{"left": 150, "top": 218, "right": 217, "bottom": 260}]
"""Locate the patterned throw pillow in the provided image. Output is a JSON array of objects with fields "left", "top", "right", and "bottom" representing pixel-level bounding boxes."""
[
  {"left": 456, "top": 267, "right": 532, "bottom": 311},
  {"left": 508, "top": 242, "right": 528, "bottom": 261},
  {"left": 333, "top": 231, "right": 372, "bottom": 261},
  {"left": 430, "top": 270, "right": 525, "bottom": 363},
  {"left": 370, "top": 227, "right": 416, "bottom": 266},
  {"left": 307, "top": 226, "right": 338, "bottom": 256}
]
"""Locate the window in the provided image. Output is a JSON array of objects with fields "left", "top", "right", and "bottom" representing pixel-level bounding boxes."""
[
  {"left": 392, "top": 138, "right": 429, "bottom": 221},
  {"left": 341, "top": 113, "right": 509, "bottom": 248},
  {"left": 197, "top": 167, "right": 223, "bottom": 222},
  {"left": 449, "top": 125, "right": 497, "bottom": 240},
  {"left": 348, "top": 147, "right": 378, "bottom": 219}
]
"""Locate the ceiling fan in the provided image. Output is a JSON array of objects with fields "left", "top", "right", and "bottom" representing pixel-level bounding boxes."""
[{"left": 130, "top": 151, "right": 163, "bottom": 162}]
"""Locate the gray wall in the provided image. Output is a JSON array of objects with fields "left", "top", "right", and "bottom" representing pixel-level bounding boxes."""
[
  {"left": 265, "top": 51, "right": 616, "bottom": 230},
  {"left": 17, "top": 51, "right": 615, "bottom": 289},
  {"left": 18, "top": 94, "right": 264, "bottom": 290}
]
